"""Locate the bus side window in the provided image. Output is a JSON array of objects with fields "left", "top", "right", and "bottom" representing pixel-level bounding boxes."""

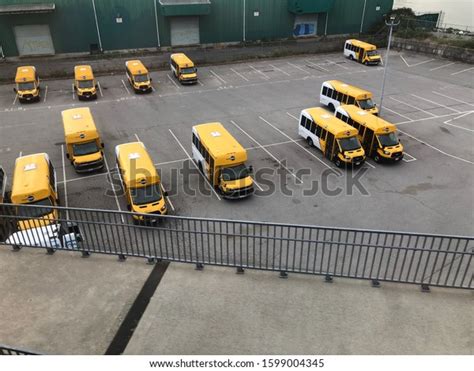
[
  {"left": 320, "top": 129, "right": 327, "bottom": 141},
  {"left": 342, "top": 115, "right": 349, "bottom": 123},
  {"left": 331, "top": 89, "right": 337, "bottom": 100},
  {"left": 305, "top": 119, "right": 312, "bottom": 131},
  {"left": 322, "top": 86, "right": 328, "bottom": 96},
  {"left": 300, "top": 116, "right": 306, "bottom": 127},
  {"left": 48, "top": 160, "right": 56, "bottom": 189},
  {"left": 336, "top": 92, "right": 343, "bottom": 102},
  {"left": 348, "top": 96, "right": 355, "bottom": 105},
  {"left": 315, "top": 124, "right": 322, "bottom": 138},
  {"left": 335, "top": 112, "right": 343, "bottom": 120}
]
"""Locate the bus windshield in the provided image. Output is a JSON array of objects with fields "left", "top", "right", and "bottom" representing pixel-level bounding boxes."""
[
  {"left": 18, "top": 82, "right": 35, "bottom": 91},
  {"left": 377, "top": 132, "right": 399, "bottom": 147},
  {"left": 366, "top": 50, "right": 379, "bottom": 57},
  {"left": 134, "top": 74, "right": 149, "bottom": 83},
  {"left": 358, "top": 98, "right": 375, "bottom": 110},
  {"left": 338, "top": 137, "right": 361, "bottom": 152},
  {"left": 78, "top": 80, "right": 94, "bottom": 89},
  {"left": 181, "top": 67, "right": 196, "bottom": 74},
  {"left": 131, "top": 184, "right": 162, "bottom": 205},
  {"left": 73, "top": 141, "right": 99, "bottom": 156},
  {"left": 221, "top": 164, "right": 249, "bottom": 181},
  {"left": 17, "top": 198, "right": 53, "bottom": 219}
]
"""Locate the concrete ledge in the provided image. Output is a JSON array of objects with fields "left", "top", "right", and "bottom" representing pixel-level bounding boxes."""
[{"left": 393, "top": 37, "right": 474, "bottom": 64}]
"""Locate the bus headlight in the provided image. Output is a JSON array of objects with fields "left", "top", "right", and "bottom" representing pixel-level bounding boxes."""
[
  {"left": 161, "top": 206, "right": 166, "bottom": 212},
  {"left": 344, "top": 155, "right": 351, "bottom": 160},
  {"left": 383, "top": 150, "right": 390, "bottom": 155}
]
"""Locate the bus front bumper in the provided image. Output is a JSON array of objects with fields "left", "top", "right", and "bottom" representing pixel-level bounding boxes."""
[
  {"left": 221, "top": 186, "right": 254, "bottom": 199},
  {"left": 74, "top": 159, "right": 105, "bottom": 173}
]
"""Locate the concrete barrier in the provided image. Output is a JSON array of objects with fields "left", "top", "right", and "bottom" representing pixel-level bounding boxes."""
[{"left": 392, "top": 37, "right": 474, "bottom": 64}]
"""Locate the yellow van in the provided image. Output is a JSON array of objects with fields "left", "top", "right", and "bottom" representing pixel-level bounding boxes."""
[
  {"left": 298, "top": 107, "right": 365, "bottom": 167},
  {"left": 11, "top": 153, "right": 59, "bottom": 230},
  {"left": 192, "top": 123, "right": 254, "bottom": 199},
  {"left": 320, "top": 80, "right": 379, "bottom": 115},
  {"left": 336, "top": 105, "right": 404, "bottom": 162},
  {"left": 115, "top": 142, "right": 167, "bottom": 223},
  {"left": 344, "top": 39, "right": 381, "bottom": 65},
  {"left": 74, "top": 65, "right": 98, "bottom": 100},
  {"left": 14, "top": 66, "right": 40, "bottom": 103},
  {"left": 125, "top": 60, "right": 152, "bottom": 93},
  {"left": 170, "top": 53, "right": 198, "bottom": 84},
  {"left": 62, "top": 107, "right": 105, "bottom": 172}
]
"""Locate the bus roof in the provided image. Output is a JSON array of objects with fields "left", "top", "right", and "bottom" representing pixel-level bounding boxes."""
[
  {"left": 193, "top": 122, "right": 248, "bottom": 165},
  {"left": 11, "top": 153, "right": 51, "bottom": 203},
  {"left": 346, "top": 39, "right": 377, "bottom": 50},
  {"left": 303, "top": 107, "right": 358, "bottom": 138},
  {"left": 339, "top": 105, "right": 397, "bottom": 134},
  {"left": 324, "top": 80, "right": 373, "bottom": 100},
  {"left": 115, "top": 142, "right": 160, "bottom": 188},
  {"left": 15, "top": 66, "right": 36, "bottom": 83},
  {"left": 62, "top": 107, "right": 99, "bottom": 143},
  {"left": 125, "top": 60, "right": 148, "bottom": 75},
  {"left": 171, "top": 53, "right": 195, "bottom": 68},
  {"left": 74, "top": 65, "right": 94, "bottom": 80}
]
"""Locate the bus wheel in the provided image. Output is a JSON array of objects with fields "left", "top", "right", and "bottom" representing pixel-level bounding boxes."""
[
  {"left": 374, "top": 154, "right": 381, "bottom": 163},
  {"left": 349, "top": 55, "right": 354, "bottom": 60},
  {"left": 328, "top": 103, "right": 335, "bottom": 111},
  {"left": 307, "top": 137, "right": 313, "bottom": 147}
]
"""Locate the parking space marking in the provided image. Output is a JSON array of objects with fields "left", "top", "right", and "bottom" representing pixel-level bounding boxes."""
[
  {"left": 61, "top": 145, "right": 69, "bottom": 217},
  {"left": 18, "top": 151, "right": 23, "bottom": 157},
  {"left": 230, "top": 68, "right": 249, "bottom": 81},
  {"left": 252, "top": 178, "right": 264, "bottom": 192},
  {"left": 364, "top": 161, "right": 376, "bottom": 169},
  {"left": 230, "top": 120, "right": 303, "bottom": 184},
  {"left": 160, "top": 184, "right": 175, "bottom": 212},
  {"left": 43, "top": 85, "right": 48, "bottom": 103},
  {"left": 248, "top": 64, "right": 269, "bottom": 80},
  {"left": 397, "top": 128, "right": 473, "bottom": 165},
  {"left": 410, "top": 58, "right": 435, "bottom": 67},
  {"left": 443, "top": 112, "right": 474, "bottom": 132},
  {"left": 121, "top": 79, "right": 131, "bottom": 95},
  {"left": 402, "top": 152, "right": 417, "bottom": 163},
  {"left": 305, "top": 60, "right": 330, "bottom": 72},
  {"left": 151, "top": 86, "right": 156, "bottom": 92},
  {"left": 395, "top": 110, "right": 473, "bottom": 126},
  {"left": 97, "top": 81, "right": 104, "bottom": 97},
  {"left": 197, "top": 80, "right": 204, "bottom": 86},
  {"left": 389, "top": 96, "right": 436, "bottom": 117},
  {"left": 259, "top": 116, "right": 332, "bottom": 170},
  {"left": 155, "top": 158, "right": 188, "bottom": 167},
  {"left": 103, "top": 154, "right": 125, "bottom": 222},
  {"left": 269, "top": 64, "right": 291, "bottom": 76},
  {"left": 382, "top": 106, "right": 413, "bottom": 121},
  {"left": 134, "top": 133, "right": 141, "bottom": 142},
  {"left": 167, "top": 74, "right": 180, "bottom": 89},
  {"left": 410, "top": 94, "right": 461, "bottom": 113},
  {"left": 400, "top": 55, "right": 410, "bottom": 67},
  {"left": 432, "top": 91, "right": 474, "bottom": 107},
  {"left": 286, "top": 112, "right": 299, "bottom": 121},
  {"left": 168, "top": 129, "right": 222, "bottom": 201},
  {"left": 286, "top": 62, "right": 309, "bottom": 74},
  {"left": 430, "top": 62, "right": 456, "bottom": 71},
  {"left": 12, "top": 94, "right": 17, "bottom": 106},
  {"left": 209, "top": 69, "right": 227, "bottom": 85},
  {"left": 451, "top": 66, "right": 474, "bottom": 76},
  {"left": 328, "top": 60, "right": 349, "bottom": 70},
  {"left": 71, "top": 83, "right": 75, "bottom": 100}
]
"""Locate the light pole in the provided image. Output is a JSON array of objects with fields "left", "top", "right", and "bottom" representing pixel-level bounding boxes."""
[
  {"left": 360, "top": 0, "right": 367, "bottom": 34},
  {"left": 379, "top": 15, "right": 400, "bottom": 115}
]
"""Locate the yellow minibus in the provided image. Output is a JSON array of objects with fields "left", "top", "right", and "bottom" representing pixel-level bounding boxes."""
[
  {"left": 14, "top": 66, "right": 40, "bottom": 103},
  {"left": 74, "top": 65, "right": 98, "bottom": 100},
  {"left": 125, "top": 60, "right": 152, "bottom": 93},
  {"left": 344, "top": 39, "right": 381, "bottom": 65},
  {"left": 320, "top": 80, "right": 379, "bottom": 115},
  {"left": 170, "top": 53, "right": 198, "bottom": 84}
]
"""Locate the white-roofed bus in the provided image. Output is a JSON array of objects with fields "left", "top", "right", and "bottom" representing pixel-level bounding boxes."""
[{"left": 320, "top": 80, "right": 378, "bottom": 115}]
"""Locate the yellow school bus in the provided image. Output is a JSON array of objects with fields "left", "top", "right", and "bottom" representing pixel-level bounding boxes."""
[
  {"left": 62, "top": 107, "right": 105, "bottom": 172},
  {"left": 298, "top": 107, "right": 365, "bottom": 167},
  {"left": 344, "top": 39, "right": 381, "bottom": 65},
  {"left": 115, "top": 142, "right": 167, "bottom": 223},
  {"left": 14, "top": 66, "right": 40, "bottom": 103},
  {"left": 11, "top": 153, "right": 59, "bottom": 230},
  {"left": 125, "top": 60, "right": 152, "bottom": 93},
  {"left": 170, "top": 53, "right": 198, "bottom": 84},
  {"left": 74, "top": 65, "right": 97, "bottom": 100},
  {"left": 336, "top": 105, "right": 404, "bottom": 162},
  {"left": 320, "top": 80, "right": 379, "bottom": 115},
  {"left": 192, "top": 123, "right": 254, "bottom": 199}
]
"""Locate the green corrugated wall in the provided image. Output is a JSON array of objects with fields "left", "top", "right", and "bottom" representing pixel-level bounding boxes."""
[{"left": 0, "top": 0, "right": 393, "bottom": 57}]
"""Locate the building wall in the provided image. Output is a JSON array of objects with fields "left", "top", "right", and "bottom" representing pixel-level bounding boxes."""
[{"left": 0, "top": 0, "right": 393, "bottom": 57}]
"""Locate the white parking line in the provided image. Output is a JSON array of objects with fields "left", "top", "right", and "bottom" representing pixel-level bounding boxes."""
[
  {"left": 18, "top": 151, "right": 23, "bottom": 157},
  {"left": 397, "top": 128, "right": 473, "bottom": 165},
  {"left": 168, "top": 129, "right": 222, "bottom": 201},
  {"left": 252, "top": 178, "right": 264, "bottom": 192},
  {"left": 286, "top": 112, "right": 299, "bottom": 121},
  {"left": 431, "top": 91, "right": 474, "bottom": 107},
  {"left": 402, "top": 152, "right": 417, "bottom": 163},
  {"left": 12, "top": 94, "right": 18, "bottom": 106},
  {"left": 248, "top": 64, "right": 269, "bottom": 79},
  {"left": 364, "top": 161, "right": 376, "bottom": 169},
  {"left": 269, "top": 64, "right": 291, "bottom": 76},
  {"left": 160, "top": 184, "right": 175, "bottom": 212},
  {"left": 97, "top": 81, "right": 104, "bottom": 97},
  {"left": 389, "top": 96, "right": 436, "bottom": 117},
  {"left": 197, "top": 80, "right": 204, "bottom": 86},
  {"left": 230, "top": 68, "right": 249, "bottom": 81},
  {"left": 429, "top": 62, "right": 456, "bottom": 71},
  {"left": 134, "top": 133, "right": 141, "bottom": 142},
  {"left": 400, "top": 55, "right": 410, "bottom": 67},
  {"left": 71, "top": 83, "right": 75, "bottom": 100},
  {"left": 230, "top": 120, "right": 303, "bottom": 184},
  {"left": 410, "top": 94, "right": 461, "bottom": 113},
  {"left": 167, "top": 74, "right": 180, "bottom": 89},
  {"left": 451, "top": 66, "right": 474, "bottom": 76},
  {"left": 443, "top": 112, "right": 474, "bottom": 132},
  {"left": 121, "top": 79, "right": 131, "bottom": 95},
  {"left": 61, "top": 145, "right": 69, "bottom": 218},
  {"left": 305, "top": 60, "right": 330, "bottom": 72},
  {"left": 259, "top": 116, "right": 332, "bottom": 169},
  {"left": 328, "top": 60, "right": 349, "bottom": 70},
  {"left": 395, "top": 110, "right": 473, "bottom": 126},
  {"left": 151, "top": 86, "right": 156, "bottom": 92},
  {"left": 286, "top": 62, "right": 309, "bottom": 74},
  {"left": 410, "top": 58, "right": 435, "bottom": 67},
  {"left": 382, "top": 106, "right": 413, "bottom": 121},
  {"left": 103, "top": 154, "right": 125, "bottom": 222},
  {"left": 209, "top": 69, "right": 227, "bottom": 84},
  {"left": 43, "top": 85, "right": 48, "bottom": 103}
]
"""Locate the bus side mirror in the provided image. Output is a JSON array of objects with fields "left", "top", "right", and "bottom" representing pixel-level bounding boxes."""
[
  {"left": 101, "top": 143, "right": 105, "bottom": 148},
  {"left": 66, "top": 153, "right": 70, "bottom": 159},
  {"left": 163, "top": 191, "right": 168, "bottom": 197},
  {"left": 13, "top": 88, "right": 17, "bottom": 93},
  {"left": 150, "top": 78, "right": 153, "bottom": 82},
  {"left": 95, "top": 84, "right": 98, "bottom": 89},
  {"left": 248, "top": 166, "right": 254, "bottom": 173}
]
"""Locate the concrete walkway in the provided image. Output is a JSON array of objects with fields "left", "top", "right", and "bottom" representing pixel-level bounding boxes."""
[{"left": 125, "top": 263, "right": 473, "bottom": 355}]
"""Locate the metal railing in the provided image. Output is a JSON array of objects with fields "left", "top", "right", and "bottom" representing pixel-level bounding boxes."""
[
  {"left": 0, "top": 344, "right": 39, "bottom": 355},
  {"left": 0, "top": 204, "right": 472, "bottom": 290}
]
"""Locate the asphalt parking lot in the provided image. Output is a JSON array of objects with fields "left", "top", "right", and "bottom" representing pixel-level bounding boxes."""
[{"left": 0, "top": 50, "right": 473, "bottom": 236}]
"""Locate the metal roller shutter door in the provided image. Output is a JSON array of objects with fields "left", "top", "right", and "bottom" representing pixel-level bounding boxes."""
[
  {"left": 170, "top": 17, "right": 200, "bottom": 46},
  {"left": 14, "top": 24, "right": 55, "bottom": 56}
]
